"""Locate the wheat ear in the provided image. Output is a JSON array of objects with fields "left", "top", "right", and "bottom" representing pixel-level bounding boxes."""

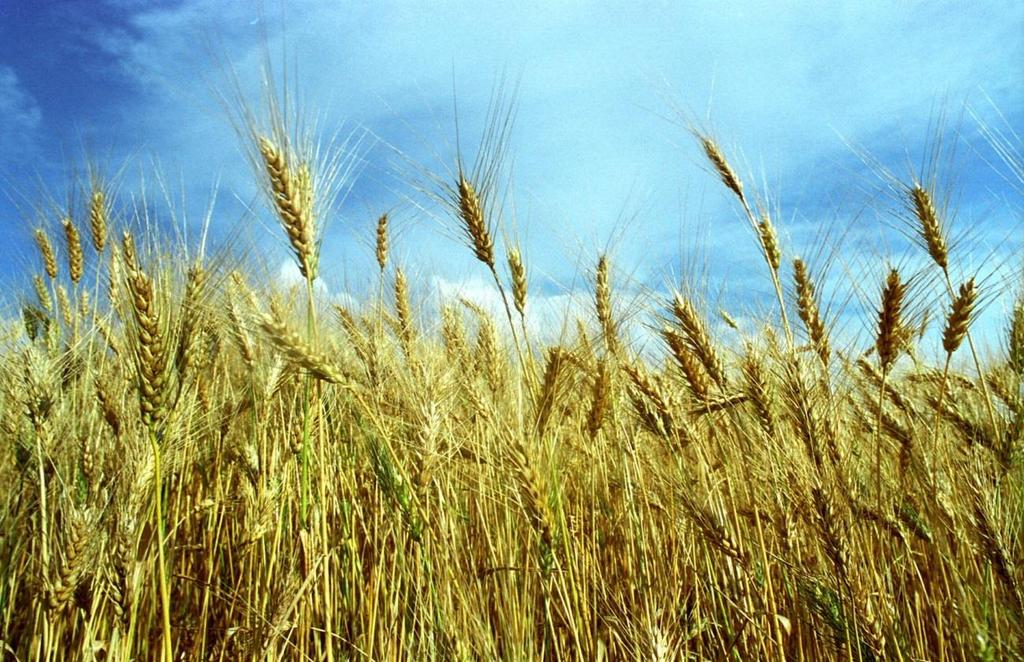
[
  {"left": 794, "top": 258, "right": 830, "bottom": 365},
  {"left": 34, "top": 229, "right": 58, "bottom": 280},
  {"left": 375, "top": 213, "right": 389, "bottom": 272},
  {"left": 258, "top": 136, "right": 318, "bottom": 280},
  {"left": 62, "top": 217, "right": 84, "bottom": 283},
  {"left": 89, "top": 189, "right": 108, "bottom": 252}
]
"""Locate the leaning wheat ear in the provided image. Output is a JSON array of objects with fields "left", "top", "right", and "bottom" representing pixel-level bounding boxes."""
[
  {"left": 259, "top": 308, "right": 348, "bottom": 384},
  {"left": 456, "top": 173, "right": 495, "bottom": 268}
]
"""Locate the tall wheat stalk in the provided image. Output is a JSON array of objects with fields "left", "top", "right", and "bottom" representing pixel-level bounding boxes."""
[{"left": 122, "top": 231, "right": 174, "bottom": 661}]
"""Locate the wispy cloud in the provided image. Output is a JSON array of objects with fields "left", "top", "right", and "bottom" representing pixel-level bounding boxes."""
[{"left": 0, "top": 65, "right": 42, "bottom": 161}]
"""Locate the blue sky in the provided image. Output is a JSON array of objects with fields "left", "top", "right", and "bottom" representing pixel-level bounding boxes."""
[{"left": 1, "top": 0, "right": 1022, "bottom": 349}]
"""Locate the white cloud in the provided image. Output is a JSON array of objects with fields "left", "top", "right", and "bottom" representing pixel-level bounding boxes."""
[
  {"left": 275, "top": 259, "right": 361, "bottom": 312},
  {"left": 430, "top": 273, "right": 593, "bottom": 344},
  {"left": 276, "top": 259, "right": 328, "bottom": 294},
  {"left": 0, "top": 65, "right": 42, "bottom": 159}
]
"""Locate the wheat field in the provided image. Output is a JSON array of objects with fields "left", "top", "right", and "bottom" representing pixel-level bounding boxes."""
[{"left": 0, "top": 92, "right": 1022, "bottom": 661}]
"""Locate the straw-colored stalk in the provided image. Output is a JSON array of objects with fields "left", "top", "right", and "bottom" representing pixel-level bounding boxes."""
[
  {"left": 122, "top": 231, "right": 173, "bottom": 660},
  {"left": 873, "top": 268, "right": 905, "bottom": 505}
]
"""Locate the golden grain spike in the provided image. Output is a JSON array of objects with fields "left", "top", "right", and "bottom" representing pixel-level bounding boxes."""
[
  {"left": 62, "top": 217, "right": 84, "bottom": 283},
  {"left": 700, "top": 136, "right": 744, "bottom": 201},
  {"left": 375, "top": 213, "right": 389, "bottom": 272},
  {"left": 395, "top": 268, "right": 414, "bottom": 357},
  {"left": 793, "top": 258, "right": 829, "bottom": 364},
  {"left": 910, "top": 185, "right": 948, "bottom": 270},
  {"left": 34, "top": 228, "right": 58, "bottom": 280},
  {"left": 595, "top": 254, "right": 618, "bottom": 356},
  {"left": 758, "top": 214, "right": 781, "bottom": 271},
  {"left": 33, "top": 274, "right": 51, "bottom": 312},
  {"left": 457, "top": 173, "right": 494, "bottom": 267},
  {"left": 89, "top": 189, "right": 107, "bottom": 252},
  {"left": 258, "top": 136, "right": 318, "bottom": 280},
  {"left": 1008, "top": 299, "right": 1024, "bottom": 374},
  {"left": 671, "top": 294, "right": 726, "bottom": 388},
  {"left": 586, "top": 358, "right": 611, "bottom": 439},
  {"left": 942, "top": 279, "right": 976, "bottom": 355},
  {"left": 876, "top": 268, "right": 906, "bottom": 371},
  {"left": 662, "top": 326, "right": 710, "bottom": 400},
  {"left": 260, "top": 310, "right": 347, "bottom": 384},
  {"left": 123, "top": 231, "right": 169, "bottom": 427},
  {"left": 508, "top": 247, "right": 527, "bottom": 316}
]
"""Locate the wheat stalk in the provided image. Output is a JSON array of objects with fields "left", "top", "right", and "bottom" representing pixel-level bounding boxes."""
[
  {"left": 586, "top": 358, "right": 611, "bottom": 439},
  {"left": 121, "top": 233, "right": 173, "bottom": 659}
]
